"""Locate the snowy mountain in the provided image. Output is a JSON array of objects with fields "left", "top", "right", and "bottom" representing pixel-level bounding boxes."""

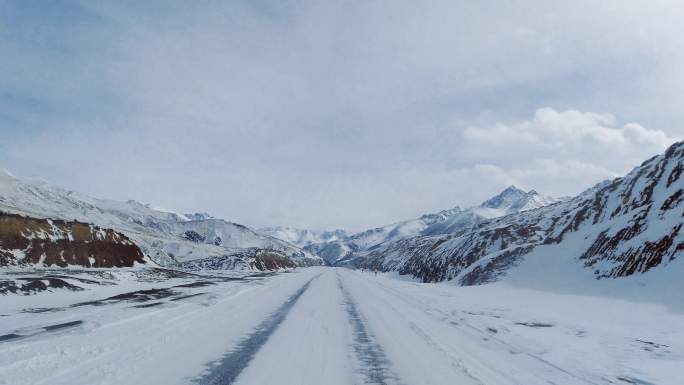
[
  {"left": 421, "top": 186, "right": 560, "bottom": 236},
  {"left": 480, "top": 186, "right": 558, "bottom": 215},
  {"left": 352, "top": 141, "right": 684, "bottom": 284},
  {"left": 308, "top": 186, "right": 559, "bottom": 265},
  {"left": 258, "top": 226, "right": 349, "bottom": 247},
  {"left": 0, "top": 170, "right": 322, "bottom": 269}
]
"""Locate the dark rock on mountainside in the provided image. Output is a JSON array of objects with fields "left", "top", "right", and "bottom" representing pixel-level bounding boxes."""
[
  {"left": 0, "top": 276, "right": 85, "bottom": 295},
  {"left": 182, "top": 230, "right": 206, "bottom": 243},
  {"left": 0, "top": 212, "right": 146, "bottom": 268}
]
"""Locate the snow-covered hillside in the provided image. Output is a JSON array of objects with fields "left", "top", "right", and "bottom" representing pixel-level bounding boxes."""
[
  {"left": 0, "top": 170, "right": 321, "bottom": 269},
  {"left": 353, "top": 141, "right": 684, "bottom": 284},
  {"left": 308, "top": 186, "right": 559, "bottom": 265}
]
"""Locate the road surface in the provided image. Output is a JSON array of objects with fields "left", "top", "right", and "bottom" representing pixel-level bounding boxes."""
[{"left": 1, "top": 267, "right": 680, "bottom": 385}]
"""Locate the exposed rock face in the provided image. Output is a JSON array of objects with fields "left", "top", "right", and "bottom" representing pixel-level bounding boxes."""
[
  {"left": 0, "top": 212, "right": 145, "bottom": 268},
  {"left": 182, "top": 230, "right": 206, "bottom": 243},
  {"left": 577, "top": 144, "right": 684, "bottom": 278},
  {"left": 253, "top": 250, "right": 298, "bottom": 270},
  {"left": 353, "top": 141, "right": 684, "bottom": 284}
]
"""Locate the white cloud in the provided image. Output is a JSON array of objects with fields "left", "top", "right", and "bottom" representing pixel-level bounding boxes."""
[
  {"left": 458, "top": 108, "right": 678, "bottom": 202},
  {"left": 464, "top": 108, "right": 672, "bottom": 149}
]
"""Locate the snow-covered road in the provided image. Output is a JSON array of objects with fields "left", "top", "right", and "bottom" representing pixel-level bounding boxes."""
[{"left": 2, "top": 267, "right": 682, "bottom": 385}]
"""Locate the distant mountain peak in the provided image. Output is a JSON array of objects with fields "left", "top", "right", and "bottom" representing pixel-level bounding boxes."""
[
  {"left": 504, "top": 184, "right": 525, "bottom": 193},
  {"left": 418, "top": 206, "right": 462, "bottom": 224},
  {"left": 480, "top": 185, "right": 529, "bottom": 209},
  {"left": 477, "top": 185, "right": 559, "bottom": 218}
]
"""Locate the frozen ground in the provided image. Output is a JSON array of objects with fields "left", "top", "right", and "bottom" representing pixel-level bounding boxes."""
[{"left": 1, "top": 267, "right": 682, "bottom": 385}]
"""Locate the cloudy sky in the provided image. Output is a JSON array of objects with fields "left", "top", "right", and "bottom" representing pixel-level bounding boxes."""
[{"left": 1, "top": 0, "right": 683, "bottom": 231}]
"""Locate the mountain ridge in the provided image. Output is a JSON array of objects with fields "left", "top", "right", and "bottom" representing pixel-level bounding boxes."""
[
  {"left": 350, "top": 141, "right": 684, "bottom": 284},
  {"left": 303, "top": 185, "right": 561, "bottom": 265}
]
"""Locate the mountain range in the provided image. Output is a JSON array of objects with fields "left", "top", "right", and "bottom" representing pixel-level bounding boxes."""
[
  {"left": 298, "top": 186, "right": 561, "bottom": 265},
  {"left": 2, "top": 141, "right": 683, "bottom": 284}
]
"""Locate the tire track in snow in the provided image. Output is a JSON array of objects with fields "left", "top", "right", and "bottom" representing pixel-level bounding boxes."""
[
  {"left": 343, "top": 272, "right": 485, "bottom": 385},
  {"left": 357, "top": 271, "right": 598, "bottom": 385},
  {"left": 337, "top": 272, "right": 402, "bottom": 385},
  {"left": 194, "top": 274, "right": 320, "bottom": 385}
]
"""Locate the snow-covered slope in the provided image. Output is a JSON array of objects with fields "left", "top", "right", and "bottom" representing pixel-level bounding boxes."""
[
  {"left": 308, "top": 186, "right": 558, "bottom": 265},
  {"left": 353, "top": 141, "right": 684, "bottom": 284},
  {"left": 0, "top": 170, "right": 322, "bottom": 269}
]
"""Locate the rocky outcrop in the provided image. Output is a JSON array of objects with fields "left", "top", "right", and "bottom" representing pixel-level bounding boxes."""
[
  {"left": 253, "top": 250, "right": 298, "bottom": 270},
  {"left": 0, "top": 212, "right": 145, "bottom": 268}
]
